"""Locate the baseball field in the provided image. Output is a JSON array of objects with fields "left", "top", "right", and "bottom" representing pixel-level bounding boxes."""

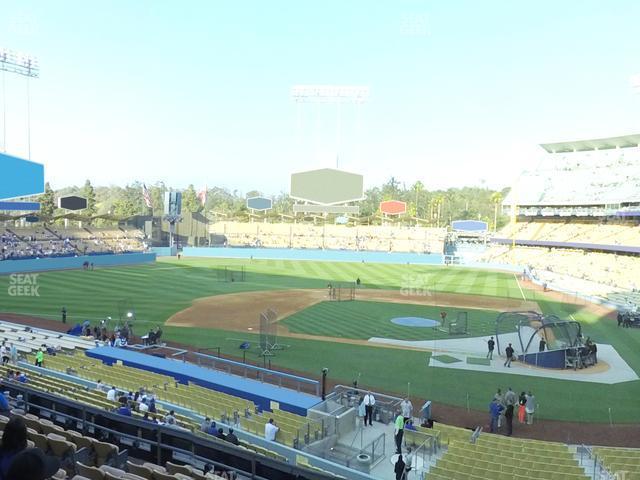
[{"left": 1, "top": 256, "right": 638, "bottom": 424}]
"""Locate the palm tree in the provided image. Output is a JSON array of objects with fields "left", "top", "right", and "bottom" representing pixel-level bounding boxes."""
[
  {"left": 433, "top": 195, "right": 445, "bottom": 228},
  {"left": 412, "top": 181, "right": 424, "bottom": 223},
  {"left": 491, "top": 191, "right": 503, "bottom": 232}
]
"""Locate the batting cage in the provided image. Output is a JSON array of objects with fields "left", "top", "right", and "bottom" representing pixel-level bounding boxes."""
[
  {"left": 448, "top": 311, "right": 469, "bottom": 335},
  {"left": 328, "top": 283, "right": 355, "bottom": 301},
  {"left": 216, "top": 266, "right": 246, "bottom": 282},
  {"left": 495, "top": 311, "right": 584, "bottom": 369}
]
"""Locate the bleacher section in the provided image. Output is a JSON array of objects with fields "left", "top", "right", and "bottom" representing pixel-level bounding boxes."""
[
  {"left": 211, "top": 221, "right": 446, "bottom": 254},
  {"left": 592, "top": 446, "right": 640, "bottom": 479},
  {"left": 431, "top": 436, "right": 587, "bottom": 480},
  {"left": 0, "top": 226, "right": 147, "bottom": 261},
  {"left": 85, "top": 346, "right": 321, "bottom": 416},
  {"left": 503, "top": 135, "right": 640, "bottom": 216}
]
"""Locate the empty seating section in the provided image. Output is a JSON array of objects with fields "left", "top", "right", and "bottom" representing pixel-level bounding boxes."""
[
  {"left": 593, "top": 446, "right": 640, "bottom": 479},
  {"left": 497, "top": 221, "right": 640, "bottom": 246},
  {"left": 0, "top": 321, "right": 95, "bottom": 354},
  {"left": 431, "top": 433, "right": 588, "bottom": 480},
  {"left": 482, "top": 244, "right": 640, "bottom": 294},
  {"left": 420, "top": 422, "right": 471, "bottom": 446}
]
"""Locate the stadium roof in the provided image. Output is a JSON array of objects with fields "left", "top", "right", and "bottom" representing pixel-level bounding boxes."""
[{"left": 540, "top": 133, "right": 640, "bottom": 153}]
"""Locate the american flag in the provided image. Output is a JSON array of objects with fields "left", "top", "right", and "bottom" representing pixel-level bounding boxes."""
[
  {"left": 142, "top": 184, "right": 153, "bottom": 208},
  {"left": 197, "top": 186, "right": 207, "bottom": 207}
]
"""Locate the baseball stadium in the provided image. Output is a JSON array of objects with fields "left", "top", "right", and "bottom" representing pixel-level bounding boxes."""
[{"left": 1, "top": 3, "right": 640, "bottom": 480}]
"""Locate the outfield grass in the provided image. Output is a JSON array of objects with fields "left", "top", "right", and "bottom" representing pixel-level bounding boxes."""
[{"left": 0, "top": 256, "right": 638, "bottom": 423}]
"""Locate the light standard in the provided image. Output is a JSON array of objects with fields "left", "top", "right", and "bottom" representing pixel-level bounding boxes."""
[{"left": 0, "top": 48, "right": 39, "bottom": 158}]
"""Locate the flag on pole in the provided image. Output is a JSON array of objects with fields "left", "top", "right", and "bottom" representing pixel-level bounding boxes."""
[
  {"left": 142, "top": 184, "right": 153, "bottom": 208},
  {"left": 197, "top": 186, "right": 207, "bottom": 207}
]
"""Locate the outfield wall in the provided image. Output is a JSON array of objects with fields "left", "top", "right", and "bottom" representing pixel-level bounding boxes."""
[
  {"left": 181, "top": 247, "right": 524, "bottom": 273},
  {"left": 151, "top": 246, "right": 177, "bottom": 256},
  {"left": 182, "top": 246, "right": 444, "bottom": 264},
  {"left": 0, "top": 252, "right": 156, "bottom": 274}
]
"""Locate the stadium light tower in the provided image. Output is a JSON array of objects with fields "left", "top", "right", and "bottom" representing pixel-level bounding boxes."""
[
  {"left": 0, "top": 47, "right": 40, "bottom": 159},
  {"left": 291, "top": 85, "right": 369, "bottom": 169}
]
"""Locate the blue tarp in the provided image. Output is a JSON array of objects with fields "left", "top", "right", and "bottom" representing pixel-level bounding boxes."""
[{"left": 85, "top": 346, "right": 321, "bottom": 416}]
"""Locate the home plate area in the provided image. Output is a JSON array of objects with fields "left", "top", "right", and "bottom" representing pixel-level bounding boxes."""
[{"left": 368, "top": 335, "right": 638, "bottom": 385}]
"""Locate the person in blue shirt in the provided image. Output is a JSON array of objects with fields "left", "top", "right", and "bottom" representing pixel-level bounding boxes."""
[
  {"left": 116, "top": 404, "right": 132, "bottom": 416},
  {"left": 0, "top": 417, "right": 28, "bottom": 479},
  {"left": 206, "top": 422, "right": 217, "bottom": 436},
  {"left": 0, "top": 392, "right": 9, "bottom": 414},
  {"left": 489, "top": 398, "right": 504, "bottom": 433}
]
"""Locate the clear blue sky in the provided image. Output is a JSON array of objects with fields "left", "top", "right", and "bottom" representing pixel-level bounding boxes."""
[{"left": 2, "top": 0, "right": 640, "bottom": 194}]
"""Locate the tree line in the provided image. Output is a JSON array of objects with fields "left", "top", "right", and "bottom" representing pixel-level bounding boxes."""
[{"left": 37, "top": 178, "right": 510, "bottom": 229}]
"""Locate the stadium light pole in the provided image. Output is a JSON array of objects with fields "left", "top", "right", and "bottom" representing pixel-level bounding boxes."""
[
  {"left": 0, "top": 48, "right": 39, "bottom": 159},
  {"left": 291, "top": 85, "right": 369, "bottom": 169}
]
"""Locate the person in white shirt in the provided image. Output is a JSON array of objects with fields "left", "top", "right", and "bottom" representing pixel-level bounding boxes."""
[
  {"left": 264, "top": 418, "right": 279, "bottom": 441},
  {"left": 106, "top": 386, "right": 117, "bottom": 402},
  {"left": 138, "top": 399, "right": 149, "bottom": 413},
  {"left": 400, "top": 398, "right": 413, "bottom": 423},
  {"left": 363, "top": 391, "right": 375, "bottom": 426}
]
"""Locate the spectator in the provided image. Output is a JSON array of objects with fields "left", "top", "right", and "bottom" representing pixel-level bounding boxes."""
[
  {"left": 164, "top": 410, "right": 176, "bottom": 425},
  {"left": 138, "top": 398, "right": 149, "bottom": 413},
  {"left": 206, "top": 422, "right": 217, "bottom": 436},
  {"left": 525, "top": 391, "right": 536, "bottom": 424},
  {"left": 264, "top": 419, "right": 279, "bottom": 441},
  {"left": 486, "top": 337, "right": 495, "bottom": 360},
  {"left": 489, "top": 398, "right": 504, "bottom": 433},
  {"left": 400, "top": 398, "right": 413, "bottom": 423},
  {"left": 505, "top": 401, "right": 514, "bottom": 436},
  {"left": 518, "top": 391, "right": 527, "bottom": 424},
  {"left": 504, "top": 343, "right": 515, "bottom": 368},
  {"left": 5, "top": 447, "right": 60, "bottom": 480},
  {"left": 363, "top": 391, "right": 375, "bottom": 426},
  {"left": 0, "top": 417, "right": 28, "bottom": 478},
  {"left": 201, "top": 417, "right": 212, "bottom": 433},
  {"left": 226, "top": 428, "right": 239, "bottom": 445},
  {"left": 216, "top": 428, "right": 226, "bottom": 441},
  {"left": 116, "top": 404, "right": 132, "bottom": 416},
  {"left": 494, "top": 389, "right": 504, "bottom": 428},
  {"left": 148, "top": 395, "right": 157, "bottom": 413},
  {"left": 9, "top": 344, "right": 17, "bottom": 365},
  {"left": 106, "top": 386, "right": 117, "bottom": 402},
  {"left": 394, "top": 413, "right": 405, "bottom": 455},
  {"left": 34, "top": 349, "right": 44, "bottom": 368},
  {"left": 16, "top": 372, "right": 27, "bottom": 384},
  {"left": 1, "top": 343, "right": 9, "bottom": 366},
  {"left": 394, "top": 454, "right": 409, "bottom": 480},
  {"left": 0, "top": 391, "right": 9, "bottom": 414}
]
